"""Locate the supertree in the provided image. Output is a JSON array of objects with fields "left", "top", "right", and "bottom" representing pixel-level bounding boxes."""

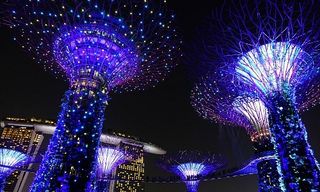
[
  {"left": 96, "top": 146, "right": 125, "bottom": 192},
  {"left": 2, "top": 0, "right": 181, "bottom": 191},
  {"left": 0, "top": 148, "right": 28, "bottom": 191},
  {"left": 191, "top": 73, "right": 282, "bottom": 191},
  {"left": 192, "top": 0, "right": 320, "bottom": 191},
  {"left": 161, "top": 151, "right": 225, "bottom": 192}
]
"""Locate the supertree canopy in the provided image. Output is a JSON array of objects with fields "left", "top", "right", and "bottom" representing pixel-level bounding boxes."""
[
  {"left": 161, "top": 151, "right": 225, "bottom": 192},
  {"left": 0, "top": 149, "right": 28, "bottom": 191},
  {"left": 191, "top": 74, "right": 282, "bottom": 191},
  {"left": 193, "top": 0, "right": 320, "bottom": 191},
  {"left": 96, "top": 146, "right": 125, "bottom": 192},
  {"left": 2, "top": 0, "right": 181, "bottom": 191}
]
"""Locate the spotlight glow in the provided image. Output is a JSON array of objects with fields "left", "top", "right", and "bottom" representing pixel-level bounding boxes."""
[
  {"left": 233, "top": 96, "right": 270, "bottom": 141},
  {"left": 162, "top": 151, "right": 225, "bottom": 192},
  {"left": 236, "top": 42, "right": 312, "bottom": 95},
  {"left": 0, "top": 148, "right": 28, "bottom": 175},
  {"left": 0, "top": 149, "right": 28, "bottom": 191},
  {"left": 97, "top": 147, "right": 125, "bottom": 177},
  {"left": 192, "top": 0, "right": 320, "bottom": 190}
]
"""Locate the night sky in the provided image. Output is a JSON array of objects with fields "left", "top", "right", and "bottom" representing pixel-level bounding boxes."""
[{"left": 1, "top": 0, "right": 320, "bottom": 191}]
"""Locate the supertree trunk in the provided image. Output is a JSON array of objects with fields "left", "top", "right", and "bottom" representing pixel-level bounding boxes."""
[
  {"left": 253, "top": 139, "right": 282, "bottom": 192},
  {"left": 256, "top": 159, "right": 282, "bottom": 192},
  {"left": 268, "top": 89, "right": 320, "bottom": 191},
  {"left": 96, "top": 179, "right": 111, "bottom": 192},
  {"left": 31, "top": 84, "right": 108, "bottom": 192},
  {"left": 185, "top": 181, "right": 199, "bottom": 192},
  {"left": 0, "top": 176, "right": 6, "bottom": 192}
]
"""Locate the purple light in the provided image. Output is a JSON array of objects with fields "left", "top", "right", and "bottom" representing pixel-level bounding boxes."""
[
  {"left": 2, "top": 1, "right": 181, "bottom": 190},
  {"left": 97, "top": 147, "right": 125, "bottom": 178},
  {"left": 236, "top": 42, "right": 313, "bottom": 96},
  {"left": 191, "top": 77, "right": 269, "bottom": 142},
  {"left": 162, "top": 151, "right": 225, "bottom": 192},
  {"left": 191, "top": 0, "right": 320, "bottom": 190},
  {"left": 233, "top": 96, "right": 270, "bottom": 141},
  {"left": 3, "top": 0, "right": 182, "bottom": 91},
  {"left": 53, "top": 23, "right": 139, "bottom": 88}
]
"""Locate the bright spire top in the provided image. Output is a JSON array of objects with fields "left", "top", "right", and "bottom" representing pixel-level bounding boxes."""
[
  {"left": 233, "top": 96, "right": 270, "bottom": 141},
  {"left": 177, "top": 163, "right": 206, "bottom": 179},
  {"left": 4, "top": 0, "right": 182, "bottom": 91},
  {"left": 236, "top": 42, "right": 313, "bottom": 95},
  {"left": 97, "top": 147, "right": 125, "bottom": 177},
  {"left": 0, "top": 148, "right": 28, "bottom": 175},
  {"left": 161, "top": 151, "right": 225, "bottom": 192}
]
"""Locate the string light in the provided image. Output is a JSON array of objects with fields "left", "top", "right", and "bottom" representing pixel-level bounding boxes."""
[
  {"left": 0, "top": 149, "right": 28, "bottom": 191},
  {"left": 3, "top": 0, "right": 181, "bottom": 191},
  {"left": 96, "top": 147, "right": 125, "bottom": 192},
  {"left": 161, "top": 151, "right": 225, "bottom": 192},
  {"left": 192, "top": 0, "right": 320, "bottom": 190}
]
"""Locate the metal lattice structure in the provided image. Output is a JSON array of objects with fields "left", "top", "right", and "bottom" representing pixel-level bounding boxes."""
[
  {"left": 0, "top": 149, "right": 28, "bottom": 191},
  {"left": 161, "top": 151, "right": 225, "bottom": 192},
  {"left": 2, "top": 0, "right": 181, "bottom": 191},
  {"left": 191, "top": 0, "right": 320, "bottom": 191}
]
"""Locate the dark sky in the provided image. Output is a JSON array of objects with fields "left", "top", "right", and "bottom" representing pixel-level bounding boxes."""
[{"left": 1, "top": 0, "right": 320, "bottom": 191}]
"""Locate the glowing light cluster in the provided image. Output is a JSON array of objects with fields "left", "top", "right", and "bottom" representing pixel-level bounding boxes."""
[
  {"left": 97, "top": 147, "right": 125, "bottom": 178},
  {"left": 0, "top": 149, "right": 28, "bottom": 191},
  {"left": 0, "top": 148, "right": 28, "bottom": 175},
  {"left": 53, "top": 23, "right": 138, "bottom": 88},
  {"left": 233, "top": 96, "right": 270, "bottom": 142},
  {"left": 177, "top": 163, "right": 205, "bottom": 179},
  {"left": 162, "top": 151, "right": 225, "bottom": 192},
  {"left": 191, "top": 75, "right": 281, "bottom": 191},
  {"left": 236, "top": 42, "right": 313, "bottom": 95},
  {"left": 5, "top": 0, "right": 182, "bottom": 92},
  {"left": 192, "top": 0, "right": 320, "bottom": 191},
  {"left": 3, "top": 0, "right": 181, "bottom": 191},
  {"left": 191, "top": 75, "right": 270, "bottom": 142}
]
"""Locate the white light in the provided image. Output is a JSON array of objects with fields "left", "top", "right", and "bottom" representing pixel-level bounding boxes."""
[
  {"left": 0, "top": 149, "right": 28, "bottom": 175},
  {"left": 236, "top": 42, "right": 308, "bottom": 94},
  {"left": 176, "top": 163, "right": 206, "bottom": 179},
  {"left": 97, "top": 147, "right": 125, "bottom": 177},
  {"left": 233, "top": 97, "right": 270, "bottom": 140}
]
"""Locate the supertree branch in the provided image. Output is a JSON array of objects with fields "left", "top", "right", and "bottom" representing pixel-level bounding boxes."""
[
  {"left": 191, "top": 75, "right": 270, "bottom": 143},
  {"left": 176, "top": 163, "right": 207, "bottom": 192},
  {"left": 191, "top": 75, "right": 282, "bottom": 192},
  {"left": 233, "top": 96, "right": 270, "bottom": 142},
  {"left": 194, "top": 0, "right": 320, "bottom": 191},
  {"left": 161, "top": 151, "right": 225, "bottom": 192},
  {"left": 0, "top": 149, "right": 28, "bottom": 191},
  {"left": 96, "top": 147, "right": 125, "bottom": 192},
  {"left": 3, "top": 0, "right": 181, "bottom": 191}
]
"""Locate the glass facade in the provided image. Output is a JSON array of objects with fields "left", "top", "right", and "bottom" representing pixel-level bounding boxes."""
[{"left": 112, "top": 141, "right": 145, "bottom": 192}]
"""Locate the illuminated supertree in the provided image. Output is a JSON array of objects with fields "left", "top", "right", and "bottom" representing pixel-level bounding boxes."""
[
  {"left": 191, "top": 74, "right": 282, "bottom": 191},
  {"left": 2, "top": 0, "right": 181, "bottom": 191},
  {"left": 193, "top": 0, "right": 320, "bottom": 191},
  {"left": 96, "top": 147, "right": 125, "bottom": 192},
  {"left": 0, "top": 149, "right": 28, "bottom": 191},
  {"left": 161, "top": 151, "right": 225, "bottom": 192}
]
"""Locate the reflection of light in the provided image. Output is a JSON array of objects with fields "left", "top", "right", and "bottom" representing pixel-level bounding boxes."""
[
  {"left": 97, "top": 147, "right": 125, "bottom": 177},
  {"left": 233, "top": 97, "right": 270, "bottom": 141},
  {"left": 177, "top": 163, "right": 206, "bottom": 179},
  {"left": 236, "top": 42, "right": 305, "bottom": 94},
  {"left": 0, "top": 149, "right": 28, "bottom": 175}
]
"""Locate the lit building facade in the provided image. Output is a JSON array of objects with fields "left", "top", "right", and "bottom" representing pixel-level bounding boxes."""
[
  {"left": 0, "top": 117, "right": 55, "bottom": 192},
  {"left": 0, "top": 118, "right": 165, "bottom": 192},
  {"left": 112, "top": 141, "right": 145, "bottom": 192}
]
